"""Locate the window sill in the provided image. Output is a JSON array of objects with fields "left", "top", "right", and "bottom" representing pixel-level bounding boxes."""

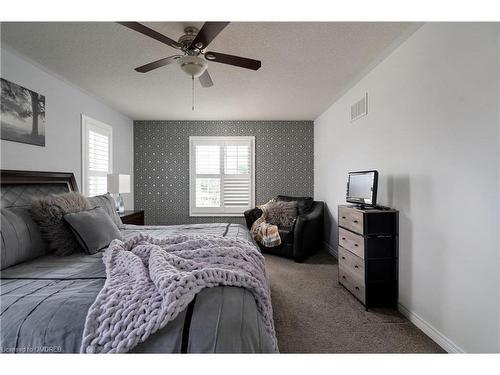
[{"left": 189, "top": 213, "right": 245, "bottom": 217}]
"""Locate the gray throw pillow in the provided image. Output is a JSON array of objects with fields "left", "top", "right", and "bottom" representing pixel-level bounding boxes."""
[
  {"left": 64, "top": 207, "right": 122, "bottom": 255},
  {"left": 30, "top": 192, "right": 93, "bottom": 255},
  {"left": 87, "top": 193, "right": 123, "bottom": 228}
]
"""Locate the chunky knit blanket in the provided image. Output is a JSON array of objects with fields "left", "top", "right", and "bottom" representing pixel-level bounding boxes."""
[{"left": 80, "top": 233, "right": 278, "bottom": 353}]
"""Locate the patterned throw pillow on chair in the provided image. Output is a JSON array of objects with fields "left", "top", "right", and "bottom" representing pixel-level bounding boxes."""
[{"left": 261, "top": 200, "right": 298, "bottom": 229}]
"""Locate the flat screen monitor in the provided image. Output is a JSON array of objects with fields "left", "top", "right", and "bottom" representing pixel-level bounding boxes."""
[{"left": 346, "top": 170, "right": 378, "bottom": 207}]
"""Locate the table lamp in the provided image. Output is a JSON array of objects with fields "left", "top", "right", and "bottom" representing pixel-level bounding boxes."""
[{"left": 107, "top": 174, "right": 130, "bottom": 213}]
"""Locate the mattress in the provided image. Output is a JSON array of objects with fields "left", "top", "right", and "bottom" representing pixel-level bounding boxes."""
[{"left": 0, "top": 223, "right": 275, "bottom": 353}]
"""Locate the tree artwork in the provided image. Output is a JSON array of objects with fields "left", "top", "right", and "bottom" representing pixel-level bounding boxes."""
[{"left": 1, "top": 78, "right": 46, "bottom": 146}]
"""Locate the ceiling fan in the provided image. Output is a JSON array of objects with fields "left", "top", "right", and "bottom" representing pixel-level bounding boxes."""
[{"left": 117, "top": 22, "right": 262, "bottom": 88}]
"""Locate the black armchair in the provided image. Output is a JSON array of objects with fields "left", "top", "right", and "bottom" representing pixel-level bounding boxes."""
[{"left": 244, "top": 196, "right": 324, "bottom": 262}]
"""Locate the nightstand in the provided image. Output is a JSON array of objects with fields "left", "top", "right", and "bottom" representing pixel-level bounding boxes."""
[{"left": 119, "top": 210, "right": 145, "bottom": 225}]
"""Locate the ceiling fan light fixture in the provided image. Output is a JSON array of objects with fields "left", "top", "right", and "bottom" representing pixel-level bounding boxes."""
[
  {"left": 205, "top": 53, "right": 216, "bottom": 60},
  {"left": 178, "top": 55, "right": 207, "bottom": 78}
]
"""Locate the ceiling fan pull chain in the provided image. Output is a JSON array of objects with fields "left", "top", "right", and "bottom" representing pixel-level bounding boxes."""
[{"left": 192, "top": 75, "right": 195, "bottom": 111}]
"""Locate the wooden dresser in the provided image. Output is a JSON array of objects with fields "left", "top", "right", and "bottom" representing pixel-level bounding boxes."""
[{"left": 337, "top": 205, "right": 398, "bottom": 310}]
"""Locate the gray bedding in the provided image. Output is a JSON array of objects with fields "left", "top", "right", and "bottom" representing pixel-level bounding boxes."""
[{"left": 0, "top": 223, "right": 275, "bottom": 353}]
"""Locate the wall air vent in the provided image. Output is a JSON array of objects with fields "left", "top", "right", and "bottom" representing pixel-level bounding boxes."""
[{"left": 350, "top": 93, "right": 368, "bottom": 122}]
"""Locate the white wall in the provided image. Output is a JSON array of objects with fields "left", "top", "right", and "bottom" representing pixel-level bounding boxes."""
[
  {"left": 497, "top": 23, "right": 500, "bottom": 354},
  {"left": 315, "top": 23, "right": 500, "bottom": 353},
  {"left": 1, "top": 47, "right": 134, "bottom": 208}
]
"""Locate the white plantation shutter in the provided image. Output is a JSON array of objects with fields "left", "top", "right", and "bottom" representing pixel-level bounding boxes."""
[
  {"left": 224, "top": 145, "right": 250, "bottom": 174},
  {"left": 190, "top": 136, "right": 255, "bottom": 216},
  {"left": 223, "top": 144, "right": 251, "bottom": 207},
  {"left": 196, "top": 145, "right": 220, "bottom": 174},
  {"left": 82, "top": 115, "right": 113, "bottom": 197},
  {"left": 223, "top": 178, "right": 250, "bottom": 207}
]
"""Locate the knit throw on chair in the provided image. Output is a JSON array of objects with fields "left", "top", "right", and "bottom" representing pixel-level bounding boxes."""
[
  {"left": 80, "top": 233, "right": 278, "bottom": 353},
  {"left": 250, "top": 204, "right": 282, "bottom": 247}
]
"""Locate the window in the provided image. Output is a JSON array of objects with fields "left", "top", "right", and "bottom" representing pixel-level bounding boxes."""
[
  {"left": 189, "top": 136, "right": 255, "bottom": 216},
  {"left": 81, "top": 115, "right": 113, "bottom": 197}
]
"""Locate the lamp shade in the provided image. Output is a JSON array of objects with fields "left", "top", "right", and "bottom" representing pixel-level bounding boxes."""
[
  {"left": 178, "top": 56, "right": 207, "bottom": 78},
  {"left": 107, "top": 174, "right": 130, "bottom": 194}
]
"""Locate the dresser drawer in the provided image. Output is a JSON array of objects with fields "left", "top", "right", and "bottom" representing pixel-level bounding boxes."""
[
  {"left": 339, "top": 264, "right": 365, "bottom": 303},
  {"left": 338, "top": 227, "right": 364, "bottom": 258},
  {"left": 338, "top": 246, "right": 365, "bottom": 280},
  {"left": 339, "top": 206, "right": 364, "bottom": 234}
]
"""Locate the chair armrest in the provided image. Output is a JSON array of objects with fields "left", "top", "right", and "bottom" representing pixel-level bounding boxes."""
[
  {"left": 244, "top": 207, "right": 262, "bottom": 230},
  {"left": 293, "top": 202, "right": 324, "bottom": 261}
]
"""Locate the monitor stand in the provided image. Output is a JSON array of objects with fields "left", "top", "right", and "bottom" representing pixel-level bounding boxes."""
[{"left": 348, "top": 204, "right": 377, "bottom": 210}]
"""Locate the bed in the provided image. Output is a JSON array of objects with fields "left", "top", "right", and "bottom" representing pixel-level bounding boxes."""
[{"left": 0, "top": 170, "right": 275, "bottom": 353}]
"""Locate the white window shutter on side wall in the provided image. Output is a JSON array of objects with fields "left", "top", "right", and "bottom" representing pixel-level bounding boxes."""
[
  {"left": 190, "top": 136, "right": 255, "bottom": 216},
  {"left": 82, "top": 115, "right": 113, "bottom": 197}
]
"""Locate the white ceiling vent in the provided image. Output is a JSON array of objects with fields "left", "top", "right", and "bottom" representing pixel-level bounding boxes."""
[{"left": 351, "top": 93, "right": 368, "bottom": 122}]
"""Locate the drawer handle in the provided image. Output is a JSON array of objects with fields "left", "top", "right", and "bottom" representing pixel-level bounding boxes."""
[
  {"left": 355, "top": 286, "right": 360, "bottom": 290},
  {"left": 342, "top": 216, "right": 346, "bottom": 219},
  {"left": 341, "top": 237, "right": 346, "bottom": 240},
  {"left": 353, "top": 220, "right": 358, "bottom": 223},
  {"left": 341, "top": 256, "right": 346, "bottom": 260},
  {"left": 354, "top": 243, "right": 359, "bottom": 247},
  {"left": 342, "top": 275, "right": 346, "bottom": 279},
  {"left": 354, "top": 265, "right": 359, "bottom": 268}
]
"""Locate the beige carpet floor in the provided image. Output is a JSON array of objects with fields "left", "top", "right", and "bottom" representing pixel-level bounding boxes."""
[{"left": 265, "top": 250, "right": 445, "bottom": 353}]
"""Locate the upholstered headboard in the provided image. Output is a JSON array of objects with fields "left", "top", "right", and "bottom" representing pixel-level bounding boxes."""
[{"left": 1, "top": 170, "right": 78, "bottom": 269}]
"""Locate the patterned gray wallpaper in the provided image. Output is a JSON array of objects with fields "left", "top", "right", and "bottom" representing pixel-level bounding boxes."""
[{"left": 134, "top": 120, "right": 314, "bottom": 225}]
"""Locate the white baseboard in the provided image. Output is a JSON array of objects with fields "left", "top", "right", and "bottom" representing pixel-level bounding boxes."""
[
  {"left": 323, "top": 240, "right": 464, "bottom": 353},
  {"left": 322, "top": 241, "right": 338, "bottom": 258},
  {"left": 397, "top": 303, "right": 465, "bottom": 353}
]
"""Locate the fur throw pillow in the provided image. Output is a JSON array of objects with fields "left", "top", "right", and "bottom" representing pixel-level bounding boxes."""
[
  {"left": 30, "top": 192, "right": 93, "bottom": 255},
  {"left": 276, "top": 195, "right": 314, "bottom": 214},
  {"left": 260, "top": 200, "right": 298, "bottom": 229}
]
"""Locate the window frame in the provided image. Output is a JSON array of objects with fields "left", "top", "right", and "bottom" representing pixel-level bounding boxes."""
[
  {"left": 81, "top": 114, "right": 113, "bottom": 197},
  {"left": 189, "top": 136, "right": 255, "bottom": 217}
]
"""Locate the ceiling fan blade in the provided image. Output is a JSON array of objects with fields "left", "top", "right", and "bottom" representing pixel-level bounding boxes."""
[
  {"left": 199, "top": 70, "right": 214, "bottom": 88},
  {"left": 204, "top": 51, "right": 261, "bottom": 71},
  {"left": 189, "top": 22, "right": 230, "bottom": 50},
  {"left": 117, "top": 22, "right": 182, "bottom": 50},
  {"left": 135, "top": 55, "right": 182, "bottom": 73}
]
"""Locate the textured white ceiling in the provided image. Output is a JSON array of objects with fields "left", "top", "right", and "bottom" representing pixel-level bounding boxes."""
[{"left": 1, "top": 22, "right": 418, "bottom": 120}]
